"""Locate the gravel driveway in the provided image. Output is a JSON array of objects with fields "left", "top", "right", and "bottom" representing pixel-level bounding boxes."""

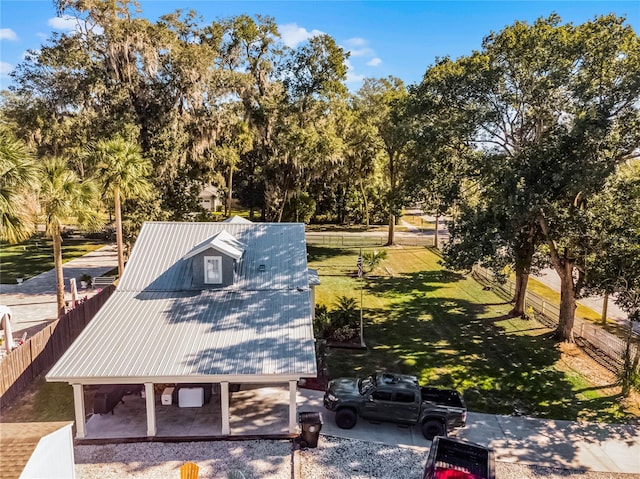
[{"left": 75, "top": 436, "right": 634, "bottom": 479}]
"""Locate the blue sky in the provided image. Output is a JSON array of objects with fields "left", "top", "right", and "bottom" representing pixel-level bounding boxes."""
[{"left": 1, "top": 1, "right": 638, "bottom": 90}]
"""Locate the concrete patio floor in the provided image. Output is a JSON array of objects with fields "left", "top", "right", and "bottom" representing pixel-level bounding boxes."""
[{"left": 81, "top": 384, "right": 297, "bottom": 441}]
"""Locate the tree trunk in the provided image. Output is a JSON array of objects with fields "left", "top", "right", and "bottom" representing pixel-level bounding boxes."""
[
  {"left": 509, "top": 272, "right": 529, "bottom": 317},
  {"left": 509, "top": 247, "right": 533, "bottom": 316},
  {"left": 53, "top": 230, "right": 66, "bottom": 318},
  {"left": 556, "top": 259, "right": 577, "bottom": 342},
  {"left": 227, "top": 166, "right": 234, "bottom": 217},
  {"left": 115, "top": 187, "right": 125, "bottom": 277},
  {"left": 601, "top": 291, "right": 609, "bottom": 324},
  {"left": 359, "top": 178, "right": 370, "bottom": 227},
  {"left": 386, "top": 213, "right": 395, "bottom": 246},
  {"left": 434, "top": 212, "right": 440, "bottom": 249},
  {"left": 538, "top": 213, "right": 576, "bottom": 342}
]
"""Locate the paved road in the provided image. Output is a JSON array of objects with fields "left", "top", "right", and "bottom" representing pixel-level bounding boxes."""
[{"left": 0, "top": 244, "right": 118, "bottom": 337}]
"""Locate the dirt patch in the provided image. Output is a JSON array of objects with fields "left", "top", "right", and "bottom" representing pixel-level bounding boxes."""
[{"left": 556, "top": 342, "right": 640, "bottom": 418}]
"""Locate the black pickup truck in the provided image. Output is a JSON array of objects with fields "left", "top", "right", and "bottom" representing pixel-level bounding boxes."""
[{"left": 323, "top": 372, "right": 466, "bottom": 440}]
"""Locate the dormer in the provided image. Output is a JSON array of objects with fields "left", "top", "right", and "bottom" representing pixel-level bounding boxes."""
[{"left": 183, "top": 230, "right": 246, "bottom": 288}]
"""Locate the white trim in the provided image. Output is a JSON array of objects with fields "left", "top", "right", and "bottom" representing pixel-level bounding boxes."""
[
  {"left": 54, "top": 374, "right": 310, "bottom": 385},
  {"left": 289, "top": 380, "right": 297, "bottom": 434},
  {"left": 145, "top": 383, "right": 156, "bottom": 436},
  {"left": 72, "top": 384, "right": 86, "bottom": 439},
  {"left": 221, "top": 381, "right": 230, "bottom": 435},
  {"left": 204, "top": 255, "right": 222, "bottom": 284}
]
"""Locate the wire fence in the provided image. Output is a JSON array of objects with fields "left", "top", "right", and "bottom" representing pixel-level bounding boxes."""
[
  {"left": 471, "top": 265, "right": 638, "bottom": 371},
  {"left": 306, "top": 233, "right": 435, "bottom": 247}
]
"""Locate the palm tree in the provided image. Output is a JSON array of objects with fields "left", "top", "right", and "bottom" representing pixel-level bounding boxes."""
[
  {"left": 38, "top": 157, "right": 102, "bottom": 317},
  {"left": 89, "top": 138, "right": 152, "bottom": 277},
  {"left": 0, "top": 130, "right": 37, "bottom": 243}
]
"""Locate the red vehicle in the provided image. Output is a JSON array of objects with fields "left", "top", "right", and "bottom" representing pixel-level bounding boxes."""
[{"left": 423, "top": 437, "right": 495, "bottom": 479}]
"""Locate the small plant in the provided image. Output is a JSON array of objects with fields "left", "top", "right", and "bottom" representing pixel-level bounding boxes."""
[
  {"left": 314, "top": 304, "right": 331, "bottom": 339},
  {"left": 332, "top": 295, "right": 358, "bottom": 329},
  {"left": 332, "top": 325, "right": 358, "bottom": 342},
  {"left": 362, "top": 249, "right": 388, "bottom": 274}
]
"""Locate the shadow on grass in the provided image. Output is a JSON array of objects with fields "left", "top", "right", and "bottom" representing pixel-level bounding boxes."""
[
  {"left": 307, "top": 245, "right": 357, "bottom": 262},
  {"left": 324, "top": 269, "right": 635, "bottom": 425}
]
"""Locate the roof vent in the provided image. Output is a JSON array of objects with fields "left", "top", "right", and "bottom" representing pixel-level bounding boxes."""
[{"left": 258, "top": 264, "right": 266, "bottom": 272}]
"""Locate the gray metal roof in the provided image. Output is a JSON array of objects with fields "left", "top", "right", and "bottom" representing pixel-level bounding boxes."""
[
  {"left": 47, "top": 222, "right": 317, "bottom": 383},
  {"left": 183, "top": 230, "right": 246, "bottom": 261},
  {"left": 118, "top": 222, "right": 309, "bottom": 292}
]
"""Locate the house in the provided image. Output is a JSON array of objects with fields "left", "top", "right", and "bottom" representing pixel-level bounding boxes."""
[
  {"left": 198, "top": 184, "right": 222, "bottom": 212},
  {"left": 46, "top": 221, "right": 318, "bottom": 439},
  {"left": 0, "top": 422, "right": 75, "bottom": 479}
]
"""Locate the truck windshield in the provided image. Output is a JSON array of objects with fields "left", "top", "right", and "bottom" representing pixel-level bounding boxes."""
[{"left": 358, "top": 375, "right": 376, "bottom": 395}]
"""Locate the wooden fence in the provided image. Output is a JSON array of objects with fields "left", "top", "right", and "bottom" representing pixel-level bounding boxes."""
[
  {"left": 471, "top": 265, "right": 639, "bottom": 369},
  {"left": 0, "top": 285, "right": 115, "bottom": 410}
]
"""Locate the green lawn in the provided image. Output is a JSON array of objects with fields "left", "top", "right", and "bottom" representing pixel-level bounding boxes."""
[
  {"left": 0, "top": 235, "right": 107, "bottom": 284},
  {"left": 308, "top": 245, "right": 637, "bottom": 424},
  {"left": 1, "top": 243, "right": 636, "bottom": 425}
]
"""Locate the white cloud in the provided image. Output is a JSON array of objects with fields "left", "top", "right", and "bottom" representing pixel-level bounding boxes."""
[
  {"left": 367, "top": 57, "right": 382, "bottom": 67},
  {"left": 279, "top": 23, "right": 323, "bottom": 48},
  {"left": 345, "top": 59, "right": 364, "bottom": 85},
  {"left": 345, "top": 37, "right": 367, "bottom": 47},
  {"left": 0, "top": 28, "right": 17, "bottom": 41},
  {"left": 0, "top": 61, "right": 14, "bottom": 77},
  {"left": 36, "top": 32, "right": 48, "bottom": 39},
  {"left": 48, "top": 15, "right": 78, "bottom": 31},
  {"left": 349, "top": 47, "right": 375, "bottom": 58}
]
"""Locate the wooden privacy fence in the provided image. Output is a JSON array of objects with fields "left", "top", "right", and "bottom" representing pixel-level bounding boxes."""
[
  {"left": 0, "top": 285, "right": 115, "bottom": 410},
  {"left": 471, "top": 265, "right": 639, "bottom": 369}
]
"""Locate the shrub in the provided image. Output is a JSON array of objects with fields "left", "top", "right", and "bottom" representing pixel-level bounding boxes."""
[
  {"left": 314, "top": 305, "right": 331, "bottom": 339},
  {"left": 332, "top": 295, "right": 358, "bottom": 329},
  {"left": 332, "top": 325, "right": 358, "bottom": 342}
]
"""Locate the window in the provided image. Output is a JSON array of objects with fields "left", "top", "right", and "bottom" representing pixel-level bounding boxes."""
[
  {"left": 204, "top": 256, "right": 222, "bottom": 284},
  {"left": 394, "top": 391, "right": 415, "bottom": 403},
  {"left": 371, "top": 390, "right": 392, "bottom": 401}
]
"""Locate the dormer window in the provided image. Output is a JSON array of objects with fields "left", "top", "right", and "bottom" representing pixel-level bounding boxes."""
[{"left": 204, "top": 256, "right": 222, "bottom": 284}]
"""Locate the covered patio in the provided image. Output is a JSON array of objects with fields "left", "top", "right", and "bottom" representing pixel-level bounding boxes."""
[{"left": 77, "top": 383, "right": 302, "bottom": 441}]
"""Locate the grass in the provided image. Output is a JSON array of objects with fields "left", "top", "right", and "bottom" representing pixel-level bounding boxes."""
[
  {"left": 2, "top": 243, "right": 636, "bottom": 425},
  {"left": 308, "top": 245, "right": 639, "bottom": 424},
  {"left": 0, "top": 235, "right": 107, "bottom": 284}
]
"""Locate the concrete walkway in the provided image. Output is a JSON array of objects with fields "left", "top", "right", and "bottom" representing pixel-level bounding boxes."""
[
  {"left": 0, "top": 244, "right": 117, "bottom": 336},
  {"left": 298, "top": 389, "right": 640, "bottom": 474}
]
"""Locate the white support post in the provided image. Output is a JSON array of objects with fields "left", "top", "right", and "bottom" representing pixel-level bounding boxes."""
[
  {"left": 144, "top": 383, "right": 156, "bottom": 436},
  {"left": 289, "top": 380, "right": 298, "bottom": 434},
  {"left": 72, "top": 384, "right": 86, "bottom": 439},
  {"left": 221, "top": 381, "right": 230, "bottom": 435}
]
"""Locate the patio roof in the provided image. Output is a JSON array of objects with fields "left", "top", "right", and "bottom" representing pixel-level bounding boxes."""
[{"left": 48, "top": 289, "right": 316, "bottom": 383}]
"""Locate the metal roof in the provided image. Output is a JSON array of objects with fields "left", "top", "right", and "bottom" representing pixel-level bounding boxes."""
[
  {"left": 47, "top": 222, "right": 317, "bottom": 383},
  {"left": 118, "top": 222, "right": 309, "bottom": 292},
  {"left": 183, "top": 230, "right": 246, "bottom": 261}
]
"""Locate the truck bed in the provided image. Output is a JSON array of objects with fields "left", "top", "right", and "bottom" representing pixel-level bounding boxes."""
[
  {"left": 421, "top": 387, "right": 465, "bottom": 408},
  {"left": 423, "top": 437, "right": 495, "bottom": 479}
]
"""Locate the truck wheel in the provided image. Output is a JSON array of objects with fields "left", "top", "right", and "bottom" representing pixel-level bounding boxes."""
[
  {"left": 421, "top": 419, "right": 445, "bottom": 440},
  {"left": 335, "top": 408, "right": 358, "bottom": 429}
]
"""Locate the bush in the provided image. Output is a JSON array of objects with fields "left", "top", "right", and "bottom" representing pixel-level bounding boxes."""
[
  {"left": 332, "top": 325, "right": 358, "bottom": 342},
  {"left": 314, "top": 305, "right": 332, "bottom": 339},
  {"left": 331, "top": 295, "right": 358, "bottom": 329}
]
